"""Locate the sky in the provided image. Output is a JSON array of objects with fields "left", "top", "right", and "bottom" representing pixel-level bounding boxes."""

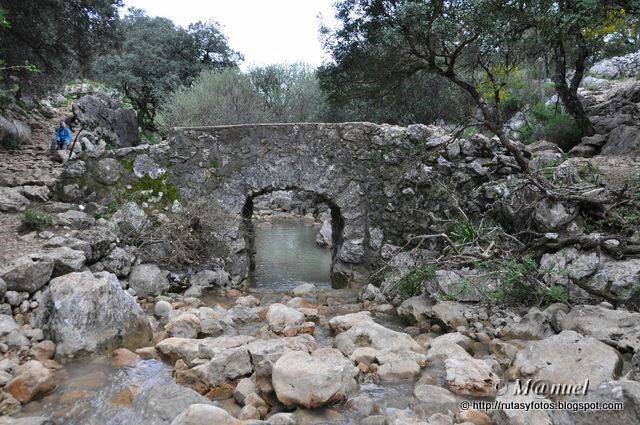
[{"left": 122, "top": 0, "right": 337, "bottom": 69}]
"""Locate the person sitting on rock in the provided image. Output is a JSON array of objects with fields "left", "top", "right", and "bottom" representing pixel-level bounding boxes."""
[{"left": 55, "top": 121, "right": 72, "bottom": 150}]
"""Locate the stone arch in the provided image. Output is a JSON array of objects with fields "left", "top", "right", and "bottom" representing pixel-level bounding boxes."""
[{"left": 239, "top": 185, "right": 347, "bottom": 287}]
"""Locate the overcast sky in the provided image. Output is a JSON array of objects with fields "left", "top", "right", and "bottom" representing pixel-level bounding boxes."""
[{"left": 122, "top": 0, "right": 336, "bottom": 68}]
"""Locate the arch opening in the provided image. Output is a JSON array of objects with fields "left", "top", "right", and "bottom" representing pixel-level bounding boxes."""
[{"left": 240, "top": 186, "right": 344, "bottom": 289}]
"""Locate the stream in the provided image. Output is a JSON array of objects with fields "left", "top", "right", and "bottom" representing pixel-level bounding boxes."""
[{"left": 16, "top": 219, "right": 420, "bottom": 424}]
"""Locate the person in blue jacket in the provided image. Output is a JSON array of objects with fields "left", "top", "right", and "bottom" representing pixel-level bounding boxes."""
[{"left": 55, "top": 121, "right": 72, "bottom": 150}]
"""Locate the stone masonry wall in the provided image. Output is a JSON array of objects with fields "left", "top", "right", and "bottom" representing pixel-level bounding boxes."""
[{"left": 54, "top": 123, "right": 520, "bottom": 287}]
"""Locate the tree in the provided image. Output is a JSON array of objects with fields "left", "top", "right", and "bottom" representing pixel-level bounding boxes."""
[
  {"left": 319, "top": 64, "right": 474, "bottom": 125},
  {"left": 322, "top": 0, "right": 534, "bottom": 171},
  {"left": 67, "top": 0, "right": 123, "bottom": 79},
  {"left": 532, "top": 1, "right": 640, "bottom": 139},
  {"left": 156, "top": 68, "right": 268, "bottom": 132},
  {"left": 188, "top": 20, "right": 243, "bottom": 69},
  {"left": 0, "top": 0, "right": 122, "bottom": 98},
  {"left": 93, "top": 9, "right": 240, "bottom": 131},
  {"left": 157, "top": 64, "right": 328, "bottom": 132},
  {"left": 248, "top": 63, "right": 326, "bottom": 122}
]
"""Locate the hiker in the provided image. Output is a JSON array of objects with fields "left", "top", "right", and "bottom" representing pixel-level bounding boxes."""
[{"left": 55, "top": 121, "right": 72, "bottom": 150}]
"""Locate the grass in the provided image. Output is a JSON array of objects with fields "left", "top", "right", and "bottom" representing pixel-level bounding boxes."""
[
  {"left": 450, "top": 219, "right": 477, "bottom": 244},
  {"left": 21, "top": 209, "right": 52, "bottom": 230},
  {"left": 390, "top": 265, "right": 436, "bottom": 299}
]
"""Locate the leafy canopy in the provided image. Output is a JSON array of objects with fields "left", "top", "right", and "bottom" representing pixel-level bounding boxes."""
[{"left": 93, "top": 9, "right": 241, "bottom": 130}]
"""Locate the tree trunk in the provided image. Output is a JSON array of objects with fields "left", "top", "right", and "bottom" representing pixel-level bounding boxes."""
[
  {"left": 552, "top": 38, "right": 596, "bottom": 139},
  {"left": 442, "top": 71, "right": 530, "bottom": 172}
]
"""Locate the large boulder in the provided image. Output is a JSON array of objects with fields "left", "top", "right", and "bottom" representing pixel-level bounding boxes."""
[
  {"left": 550, "top": 379, "right": 640, "bottom": 425},
  {"left": 128, "top": 264, "right": 170, "bottom": 298},
  {"left": 272, "top": 348, "right": 356, "bottom": 408},
  {"left": 73, "top": 93, "right": 139, "bottom": 147},
  {"left": 397, "top": 295, "right": 432, "bottom": 324},
  {"left": 170, "top": 404, "right": 241, "bottom": 425},
  {"left": 560, "top": 305, "right": 640, "bottom": 352},
  {"left": 500, "top": 307, "right": 555, "bottom": 341},
  {"left": 0, "top": 114, "right": 31, "bottom": 149},
  {"left": 42, "top": 247, "right": 86, "bottom": 276},
  {"left": 413, "top": 384, "right": 459, "bottom": 416},
  {"left": 334, "top": 321, "right": 423, "bottom": 357},
  {"left": 77, "top": 226, "right": 117, "bottom": 262},
  {"left": 0, "top": 187, "right": 30, "bottom": 212},
  {"left": 35, "top": 271, "right": 152, "bottom": 358},
  {"left": 95, "top": 158, "right": 124, "bottom": 185},
  {"left": 245, "top": 335, "right": 317, "bottom": 391},
  {"left": 328, "top": 311, "right": 374, "bottom": 334},
  {"left": 165, "top": 313, "right": 201, "bottom": 339},
  {"left": 601, "top": 124, "right": 640, "bottom": 156},
  {"left": 111, "top": 202, "right": 148, "bottom": 234},
  {"left": 124, "top": 370, "right": 215, "bottom": 425},
  {"left": 183, "top": 345, "right": 253, "bottom": 389},
  {"left": 509, "top": 330, "right": 622, "bottom": 387},
  {"left": 445, "top": 355, "right": 500, "bottom": 397},
  {"left": 0, "top": 254, "right": 54, "bottom": 293},
  {"left": 266, "top": 303, "right": 305, "bottom": 334},
  {"left": 102, "top": 247, "right": 135, "bottom": 278},
  {"left": 540, "top": 247, "right": 640, "bottom": 302}
]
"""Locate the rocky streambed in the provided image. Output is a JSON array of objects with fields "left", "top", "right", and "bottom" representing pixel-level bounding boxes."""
[{"left": 0, "top": 219, "right": 638, "bottom": 425}]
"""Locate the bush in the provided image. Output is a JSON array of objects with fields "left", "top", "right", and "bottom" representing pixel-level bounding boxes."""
[
  {"left": 156, "top": 68, "right": 268, "bottom": 133},
  {"left": 525, "top": 102, "right": 582, "bottom": 150},
  {"left": 389, "top": 265, "right": 436, "bottom": 300},
  {"left": 157, "top": 63, "right": 327, "bottom": 134},
  {"left": 130, "top": 200, "right": 233, "bottom": 270},
  {"left": 21, "top": 209, "right": 52, "bottom": 230},
  {"left": 484, "top": 256, "right": 568, "bottom": 306}
]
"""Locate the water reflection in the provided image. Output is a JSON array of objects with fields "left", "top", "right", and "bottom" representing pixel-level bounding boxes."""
[{"left": 251, "top": 219, "right": 332, "bottom": 290}]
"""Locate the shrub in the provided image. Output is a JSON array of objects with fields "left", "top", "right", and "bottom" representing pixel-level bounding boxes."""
[
  {"left": 524, "top": 102, "right": 582, "bottom": 150},
  {"left": 389, "top": 265, "right": 436, "bottom": 299},
  {"left": 21, "top": 209, "right": 52, "bottom": 230},
  {"left": 131, "top": 200, "right": 233, "bottom": 270}
]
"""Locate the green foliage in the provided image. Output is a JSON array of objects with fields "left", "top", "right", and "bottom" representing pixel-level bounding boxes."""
[
  {"left": 441, "top": 278, "right": 472, "bottom": 302},
  {"left": 93, "top": 9, "right": 240, "bottom": 131},
  {"left": 461, "top": 127, "right": 478, "bottom": 140},
  {"left": 450, "top": 219, "right": 478, "bottom": 244},
  {"left": 21, "top": 209, "right": 52, "bottom": 230},
  {"left": 318, "top": 66, "right": 474, "bottom": 125},
  {"left": 0, "top": 0, "right": 122, "bottom": 101},
  {"left": 483, "top": 256, "right": 568, "bottom": 306},
  {"left": 157, "top": 63, "right": 326, "bottom": 132},
  {"left": 320, "top": 0, "right": 537, "bottom": 132},
  {"left": 577, "top": 161, "right": 601, "bottom": 186},
  {"left": 123, "top": 174, "right": 180, "bottom": 207},
  {"left": 188, "top": 20, "right": 243, "bottom": 68},
  {"left": 486, "top": 256, "right": 539, "bottom": 304},
  {"left": 390, "top": 265, "right": 436, "bottom": 300},
  {"left": 248, "top": 63, "right": 327, "bottom": 122},
  {"left": 0, "top": 7, "right": 9, "bottom": 29},
  {"left": 540, "top": 284, "right": 570, "bottom": 304},
  {"left": 525, "top": 102, "right": 583, "bottom": 149},
  {"left": 142, "top": 130, "right": 160, "bottom": 145},
  {"left": 94, "top": 201, "right": 119, "bottom": 220},
  {"left": 156, "top": 68, "right": 267, "bottom": 132}
]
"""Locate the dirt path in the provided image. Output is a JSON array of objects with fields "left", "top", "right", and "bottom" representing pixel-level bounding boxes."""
[{"left": 0, "top": 104, "right": 74, "bottom": 263}]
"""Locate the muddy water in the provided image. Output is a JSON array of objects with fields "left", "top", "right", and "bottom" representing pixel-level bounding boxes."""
[{"left": 18, "top": 219, "right": 419, "bottom": 424}]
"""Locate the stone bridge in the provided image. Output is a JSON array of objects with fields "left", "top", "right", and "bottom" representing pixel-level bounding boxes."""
[{"left": 55, "top": 123, "right": 515, "bottom": 287}]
